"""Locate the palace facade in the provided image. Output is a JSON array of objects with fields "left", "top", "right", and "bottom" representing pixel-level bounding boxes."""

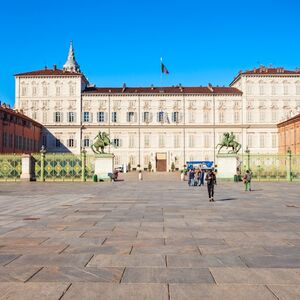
[{"left": 14, "top": 42, "right": 300, "bottom": 171}]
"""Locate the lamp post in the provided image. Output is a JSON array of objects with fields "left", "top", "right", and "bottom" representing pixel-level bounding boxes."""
[
  {"left": 40, "top": 145, "right": 47, "bottom": 182},
  {"left": 245, "top": 146, "right": 250, "bottom": 171},
  {"left": 287, "top": 147, "right": 292, "bottom": 182}
]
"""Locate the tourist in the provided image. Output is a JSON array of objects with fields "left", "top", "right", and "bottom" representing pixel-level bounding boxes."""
[
  {"left": 243, "top": 170, "right": 252, "bottom": 191},
  {"left": 199, "top": 168, "right": 205, "bottom": 186},
  {"left": 205, "top": 169, "right": 217, "bottom": 202},
  {"left": 188, "top": 168, "right": 195, "bottom": 186}
]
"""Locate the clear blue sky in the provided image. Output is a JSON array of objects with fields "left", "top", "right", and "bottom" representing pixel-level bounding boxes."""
[{"left": 1, "top": 0, "right": 300, "bottom": 106}]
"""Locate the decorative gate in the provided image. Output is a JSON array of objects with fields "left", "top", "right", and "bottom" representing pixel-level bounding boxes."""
[
  {"left": 0, "top": 154, "right": 22, "bottom": 181},
  {"left": 33, "top": 153, "right": 83, "bottom": 181}
]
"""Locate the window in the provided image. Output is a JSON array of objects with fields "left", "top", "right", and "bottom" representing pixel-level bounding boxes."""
[
  {"left": 56, "top": 86, "right": 61, "bottom": 96},
  {"left": 247, "top": 111, "right": 252, "bottom": 123},
  {"left": 143, "top": 112, "right": 150, "bottom": 122},
  {"left": 246, "top": 85, "right": 252, "bottom": 95},
  {"left": 129, "top": 135, "right": 135, "bottom": 148},
  {"left": 67, "top": 138, "right": 75, "bottom": 148},
  {"left": 43, "top": 86, "right": 47, "bottom": 96},
  {"left": 234, "top": 111, "right": 240, "bottom": 123},
  {"left": 204, "top": 111, "right": 210, "bottom": 123},
  {"left": 189, "top": 111, "right": 195, "bottom": 123},
  {"left": 83, "top": 137, "right": 90, "bottom": 147},
  {"left": 127, "top": 112, "right": 135, "bottom": 123},
  {"left": 3, "top": 132, "right": 8, "bottom": 147},
  {"left": 144, "top": 135, "right": 150, "bottom": 148},
  {"left": 189, "top": 135, "right": 195, "bottom": 148},
  {"left": 284, "top": 84, "right": 289, "bottom": 95},
  {"left": 55, "top": 139, "right": 61, "bottom": 148},
  {"left": 172, "top": 112, "right": 179, "bottom": 123},
  {"left": 83, "top": 112, "right": 90, "bottom": 122},
  {"left": 111, "top": 112, "right": 117, "bottom": 123},
  {"left": 260, "top": 134, "right": 266, "bottom": 148},
  {"left": 21, "top": 87, "right": 27, "bottom": 96},
  {"left": 42, "top": 135, "right": 47, "bottom": 147},
  {"left": 97, "top": 111, "right": 105, "bottom": 122},
  {"left": 68, "top": 112, "right": 76, "bottom": 123},
  {"left": 69, "top": 85, "right": 75, "bottom": 96},
  {"left": 113, "top": 138, "right": 121, "bottom": 147},
  {"left": 54, "top": 112, "right": 62, "bottom": 123},
  {"left": 247, "top": 134, "right": 253, "bottom": 148},
  {"left": 219, "top": 111, "right": 225, "bottom": 123},
  {"left": 259, "top": 83, "right": 265, "bottom": 95},
  {"left": 43, "top": 112, "right": 48, "bottom": 123},
  {"left": 159, "top": 134, "right": 165, "bottom": 147},
  {"left": 32, "top": 86, "right": 37, "bottom": 96},
  {"left": 271, "top": 85, "right": 276, "bottom": 95},
  {"left": 158, "top": 112, "right": 164, "bottom": 122},
  {"left": 271, "top": 110, "right": 277, "bottom": 122},
  {"left": 296, "top": 85, "right": 300, "bottom": 95},
  {"left": 174, "top": 135, "right": 180, "bottom": 148},
  {"left": 272, "top": 134, "right": 277, "bottom": 148},
  {"left": 259, "top": 110, "right": 266, "bottom": 122},
  {"left": 204, "top": 135, "right": 210, "bottom": 148}
]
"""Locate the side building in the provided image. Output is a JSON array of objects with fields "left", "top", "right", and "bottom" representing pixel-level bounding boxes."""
[
  {"left": 278, "top": 113, "right": 300, "bottom": 154},
  {"left": 0, "top": 103, "right": 42, "bottom": 153}
]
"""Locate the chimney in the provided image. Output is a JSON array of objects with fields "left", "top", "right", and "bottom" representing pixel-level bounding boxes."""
[
  {"left": 207, "top": 83, "right": 213, "bottom": 92},
  {"left": 53, "top": 64, "right": 57, "bottom": 71}
]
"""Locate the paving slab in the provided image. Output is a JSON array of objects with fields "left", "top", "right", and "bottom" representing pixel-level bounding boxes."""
[
  {"left": 61, "top": 283, "right": 168, "bottom": 300},
  {"left": 30, "top": 266, "right": 124, "bottom": 282},
  {"left": 0, "top": 282, "right": 70, "bottom": 300},
  {"left": 210, "top": 267, "right": 300, "bottom": 284},
  {"left": 87, "top": 254, "right": 166, "bottom": 268},
  {"left": 169, "top": 284, "right": 276, "bottom": 300},
  {"left": 268, "top": 284, "right": 300, "bottom": 300},
  {"left": 122, "top": 267, "right": 214, "bottom": 283}
]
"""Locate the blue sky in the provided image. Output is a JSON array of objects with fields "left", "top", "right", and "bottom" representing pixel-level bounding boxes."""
[{"left": 0, "top": 0, "right": 300, "bottom": 105}]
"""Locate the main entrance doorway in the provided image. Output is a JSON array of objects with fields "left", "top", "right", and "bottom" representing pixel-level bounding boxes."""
[{"left": 156, "top": 152, "right": 167, "bottom": 172}]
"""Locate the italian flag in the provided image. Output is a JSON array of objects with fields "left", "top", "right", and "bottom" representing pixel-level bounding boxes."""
[{"left": 161, "top": 58, "right": 169, "bottom": 74}]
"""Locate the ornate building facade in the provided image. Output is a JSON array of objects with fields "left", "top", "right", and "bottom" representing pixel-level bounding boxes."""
[{"left": 14, "top": 43, "right": 300, "bottom": 171}]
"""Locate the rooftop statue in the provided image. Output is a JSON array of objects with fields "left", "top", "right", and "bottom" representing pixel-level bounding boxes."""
[
  {"left": 216, "top": 132, "right": 241, "bottom": 154},
  {"left": 91, "top": 131, "right": 112, "bottom": 154}
]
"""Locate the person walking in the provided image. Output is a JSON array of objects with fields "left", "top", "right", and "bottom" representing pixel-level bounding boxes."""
[
  {"left": 199, "top": 169, "right": 205, "bottom": 186},
  {"left": 243, "top": 170, "right": 252, "bottom": 191},
  {"left": 188, "top": 168, "right": 195, "bottom": 186},
  {"left": 205, "top": 169, "right": 217, "bottom": 202}
]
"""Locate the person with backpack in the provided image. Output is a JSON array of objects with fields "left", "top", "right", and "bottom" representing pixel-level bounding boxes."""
[
  {"left": 243, "top": 170, "right": 252, "bottom": 191},
  {"left": 205, "top": 169, "right": 217, "bottom": 202}
]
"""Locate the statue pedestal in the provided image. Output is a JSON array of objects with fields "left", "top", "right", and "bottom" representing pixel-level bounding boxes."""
[
  {"left": 94, "top": 154, "right": 115, "bottom": 181},
  {"left": 217, "top": 154, "right": 238, "bottom": 180}
]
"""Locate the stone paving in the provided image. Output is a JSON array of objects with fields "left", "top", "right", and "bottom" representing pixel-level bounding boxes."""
[{"left": 0, "top": 173, "right": 300, "bottom": 299}]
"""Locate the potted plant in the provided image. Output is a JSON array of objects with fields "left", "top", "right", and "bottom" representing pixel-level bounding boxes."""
[
  {"left": 171, "top": 162, "right": 175, "bottom": 172},
  {"left": 148, "top": 161, "right": 152, "bottom": 172}
]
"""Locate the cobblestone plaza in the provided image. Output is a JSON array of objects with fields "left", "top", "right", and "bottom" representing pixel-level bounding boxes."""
[{"left": 0, "top": 174, "right": 300, "bottom": 299}]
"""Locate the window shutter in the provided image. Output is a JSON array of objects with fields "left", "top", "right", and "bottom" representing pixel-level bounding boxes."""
[
  {"left": 134, "top": 112, "right": 137, "bottom": 122},
  {"left": 150, "top": 112, "right": 153, "bottom": 122},
  {"left": 74, "top": 139, "right": 77, "bottom": 148},
  {"left": 60, "top": 112, "right": 63, "bottom": 123},
  {"left": 53, "top": 112, "right": 56, "bottom": 122},
  {"left": 172, "top": 112, "right": 174, "bottom": 122},
  {"left": 142, "top": 112, "right": 145, "bottom": 122},
  {"left": 157, "top": 112, "right": 160, "bottom": 122},
  {"left": 90, "top": 113, "right": 93, "bottom": 123}
]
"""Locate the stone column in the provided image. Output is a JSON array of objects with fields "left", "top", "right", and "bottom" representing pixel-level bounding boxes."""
[
  {"left": 20, "top": 154, "right": 32, "bottom": 181},
  {"left": 286, "top": 148, "right": 292, "bottom": 182}
]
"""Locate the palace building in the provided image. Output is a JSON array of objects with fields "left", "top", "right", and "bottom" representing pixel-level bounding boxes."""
[{"left": 14, "top": 42, "right": 300, "bottom": 171}]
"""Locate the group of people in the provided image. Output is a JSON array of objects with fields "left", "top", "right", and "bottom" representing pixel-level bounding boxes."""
[
  {"left": 187, "top": 167, "right": 253, "bottom": 202},
  {"left": 188, "top": 167, "right": 217, "bottom": 202}
]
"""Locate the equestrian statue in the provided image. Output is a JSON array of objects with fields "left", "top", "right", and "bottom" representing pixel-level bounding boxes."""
[
  {"left": 216, "top": 132, "right": 241, "bottom": 154},
  {"left": 91, "top": 131, "right": 113, "bottom": 154}
]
